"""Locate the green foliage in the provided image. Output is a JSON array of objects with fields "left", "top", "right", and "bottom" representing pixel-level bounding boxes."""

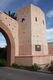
[
  {"left": 12, "top": 63, "right": 41, "bottom": 71},
  {"left": 12, "top": 63, "right": 22, "bottom": 68},
  {"left": 4, "top": 11, "right": 17, "bottom": 20},
  {"left": 31, "top": 63, "right": 41, "bottom": 71},
  {"left": 12, "top": 63, "right": 26, "bottom": 69},
  {"left": 48, "top": 61, "right": 53, "bottom": 72},
  {"left": 0, "top": 59, "right": 6, "bottom": 67}
]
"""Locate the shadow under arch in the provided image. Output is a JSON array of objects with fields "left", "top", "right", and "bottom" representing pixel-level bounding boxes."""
[{"left": 0, "top": 22, "right": 15, "bottom": 66}]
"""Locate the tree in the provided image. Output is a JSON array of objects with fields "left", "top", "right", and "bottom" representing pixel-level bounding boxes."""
[
  {"left": 4, "top": 11, "right": 17, "bottom": 20},
  {"left": 0, "top": 46, "right": 7, "bottom": 60}
]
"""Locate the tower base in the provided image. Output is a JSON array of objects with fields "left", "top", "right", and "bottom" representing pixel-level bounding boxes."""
[{"left": 15, "top": 55, "right": 53, "bottom": 67}]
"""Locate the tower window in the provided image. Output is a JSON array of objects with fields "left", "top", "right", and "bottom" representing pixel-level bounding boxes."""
[
  {"left": 43, "top": 20, "right": 44, "bottom": 24},
  {"left": 9, "top": 24, "right": 10, "bottom": 26},
  {"left": 35, "top": 17, "right": 37, "bottom": 22},
  {"left": 5, "top": 17, "right": 7, "bottom": 19},
  {"left": 35, "top": 45, "right": 41, "bottom": 51},
  {"left": 22, "top": 18, "right": 25, "bottom": 22}
]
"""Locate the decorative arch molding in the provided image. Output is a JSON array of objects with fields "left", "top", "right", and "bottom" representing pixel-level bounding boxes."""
[{"left": 0, "top": 22, "right": 15, "bottom": 66}]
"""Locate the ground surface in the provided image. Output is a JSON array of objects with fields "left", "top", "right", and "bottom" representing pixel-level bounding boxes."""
[{"left": 0, "top": 67, "right": 53, "bottom": 80}]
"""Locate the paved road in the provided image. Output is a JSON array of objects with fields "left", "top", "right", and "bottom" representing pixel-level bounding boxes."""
[{"left": 0, "top": 67, "right": 53, "bottom": 80}]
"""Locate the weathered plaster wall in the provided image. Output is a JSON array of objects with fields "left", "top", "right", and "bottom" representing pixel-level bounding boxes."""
[
  {"left": 15, "top": 4, "right": 49, "bottom": 66},
  {"left": 16, "top": 5, "right": 32, "bottom": 56},
  {"left": 0, "top": 4, "right": 53, "bottom": 66},
  {"left": 31, "top": 4, "right": 48, "bottom": 56},
  {"left": 48, "top": 42, "right": 53, "bottom": 54},
  {"left": 0, "top": 12, "right": 19, "bottom": 56}
]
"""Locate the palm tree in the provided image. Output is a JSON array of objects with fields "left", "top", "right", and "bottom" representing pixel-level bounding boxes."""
[{"left": 4, "top": 11, "right": 17, "bottom": 20}]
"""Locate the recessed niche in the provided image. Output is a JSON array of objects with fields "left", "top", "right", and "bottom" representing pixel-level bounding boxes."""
[
  {"left": 11, "top": 19, "right": 12, "bottom": 20},
  {"left": 35, "top": 17, "right": 37, "bottom": 22},
  {"left": 22, "top": 18, "right": 25, "bottom": 23},
  {"left": 43, "top": 20, "right": 44, "bottom": 24},
  {"left": 9, "top": 24, "right": 10, "bottom": 26},
  {"left": 23, "top": 32, "right": 25, "bottom": 34},
  {"left": 5, "top": 17, "right": 7, "bottom": 19},
  {"left": 35, "top": 45, "right": 41, "bottom": 51}
]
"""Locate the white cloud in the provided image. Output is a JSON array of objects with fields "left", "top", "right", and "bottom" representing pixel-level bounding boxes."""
[
  {"left": 46, "top": 10, "right": 53, "bottom": 18},
  {"left": 46, "top": 28, "right": 53, "bottom": 32},
  {"left": 0, "top": 42, "right": 7, "bottom": 48},
  {"left": 0, "top": 32, "right": 7, "bottom": 47},
  {"left": 46, "top": 28, "right": 53, "bottom": 42}
]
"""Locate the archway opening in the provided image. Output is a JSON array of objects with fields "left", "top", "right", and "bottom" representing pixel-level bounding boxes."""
[{"left": 0, "top": 28, "right": 11, "bottom": 66}]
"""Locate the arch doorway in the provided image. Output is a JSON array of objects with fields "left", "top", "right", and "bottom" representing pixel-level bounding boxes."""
[{"left": 0, "top": 22, "right": 15, "bottom": 66}]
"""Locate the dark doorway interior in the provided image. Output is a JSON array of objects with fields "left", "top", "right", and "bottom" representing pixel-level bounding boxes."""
[{"left": 0, "top": 28, "right": 11, "bottom": 66}]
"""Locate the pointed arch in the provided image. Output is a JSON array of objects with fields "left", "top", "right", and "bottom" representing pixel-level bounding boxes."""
[{"left": 0, "top": 22, "right": 15, "bottom": 66}]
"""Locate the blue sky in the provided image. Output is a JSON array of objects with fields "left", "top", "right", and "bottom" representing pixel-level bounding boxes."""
[{"left": 0, "top": 0, "right": 53, "bottom": 47}]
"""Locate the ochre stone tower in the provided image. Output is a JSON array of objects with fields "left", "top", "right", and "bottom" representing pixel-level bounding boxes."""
[
  {"left": 16, "top": 4, "right": 49, "bottom": 66},
  {"left": 1, "top": 4, "right": 53, "bottom": 67}
]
